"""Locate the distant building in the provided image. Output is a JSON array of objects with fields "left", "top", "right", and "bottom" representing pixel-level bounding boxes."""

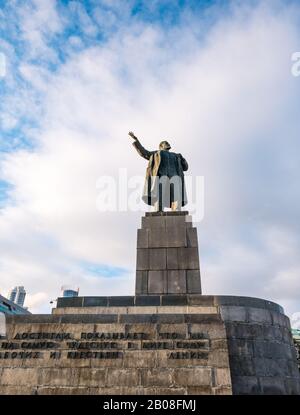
[
  {"left": 0, "top": 293, "right": 31, "bottom": 316},
  {"left": 61, "top": 286, "right": 79, "bottom": 298},
  {"left": 292, "top": 329, "right": 300, "bottom": 371},
  {"left": 8, "top": 286, "right": 26, "bottom": 307}
]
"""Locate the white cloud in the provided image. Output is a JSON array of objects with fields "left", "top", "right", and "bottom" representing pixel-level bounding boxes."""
[
  {"left": 291, "top": 312, "right": 300, "bottom": 330},
  {"left": 25, "top": 292, "right": 48, "bottom": 312},
  {"left": 1, "top": 1, "right": 300, "bottom": 317},
  {"left": 16, "top": 0, "right": 64, "bottom": 61}
]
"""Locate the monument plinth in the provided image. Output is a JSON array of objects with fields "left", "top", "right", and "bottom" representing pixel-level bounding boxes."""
[
  {"left": 0, "top": 211, "right": 299, "bottom": 394},
  {"left": 136, "top": 211, "right": 201, "bottom": 295}
]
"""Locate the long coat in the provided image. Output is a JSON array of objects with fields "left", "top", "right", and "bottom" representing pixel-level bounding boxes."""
[{"left": 132, "top": 139, "right": 188, "bottom": 207}]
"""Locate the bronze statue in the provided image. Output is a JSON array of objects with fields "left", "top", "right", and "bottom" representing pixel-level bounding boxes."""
[{"left": 129, "top": 131, "right": 188, "bottom": 211}]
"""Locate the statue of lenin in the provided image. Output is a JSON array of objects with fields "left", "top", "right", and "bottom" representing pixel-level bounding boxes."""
[{"left": 129, "top": 131, "right": 188, "bottom": 211}]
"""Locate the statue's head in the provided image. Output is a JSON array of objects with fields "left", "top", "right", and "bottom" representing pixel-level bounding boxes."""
[{"left": 159, "top": 140, "right": 171, "bottom": 151}]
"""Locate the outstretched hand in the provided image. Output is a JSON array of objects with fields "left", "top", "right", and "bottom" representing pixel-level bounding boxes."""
[{"left": 128, "top": 131, "right": 137, "bottom": 140}]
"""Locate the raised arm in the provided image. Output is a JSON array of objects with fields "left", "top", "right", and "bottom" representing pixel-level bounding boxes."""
[{"left": 129, "top": 131, "right": 154, "bottom": 160}]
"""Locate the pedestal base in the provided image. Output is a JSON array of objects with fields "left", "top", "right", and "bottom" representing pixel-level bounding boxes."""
[
  {"left": 0, "top": 295, "right": 299, "bottom": 395},
  {"left": 136, "top": 211, "right": 201, "bottom": 295}
]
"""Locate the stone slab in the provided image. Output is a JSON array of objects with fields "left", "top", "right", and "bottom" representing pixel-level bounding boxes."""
[
  {"left": 135, "top": 271, "right": 148, "bottom": 295},
  {"left": 149, "top": 248, "right": 167, "bottom": 270},
  {"left": 166, "top": 248, "right": 199, "bottom": 270},
  {"left": 186, "top": 270, "right": 201, "bottom": 294},
  {"left": 148, "top": 271, "right": 168, "bottom": 294},
  {"left": 136, "top": 211, "right": 201, "bottom": 295},
  {"left": 167, "top": 270, "right": 186, "bottom": 294},
  {"left": 1, "top": 295, "right": 300, "bottom": 395},
  {"left": 0, "top": 307, "right": 232, "bottom": 396}
]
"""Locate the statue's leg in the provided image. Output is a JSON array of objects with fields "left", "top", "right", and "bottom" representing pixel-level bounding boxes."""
[
  {"left": 170, "top": 177, "right": 181, "bottom": 211},
  {"left": 150, "top": 176, "right": 161, "bottom": 212}
]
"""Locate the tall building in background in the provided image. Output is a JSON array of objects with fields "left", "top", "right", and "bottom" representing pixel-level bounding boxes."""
[
  {"left": 8, "top": 287, "right": 17, "bottom": 303},
  {"left": 8, "top": 286, "right": 26, "bottom": 307},
  {"left": 0, "top": 293, "right": 30, "bottom": 315},
  {"left": 61, "top": 286, "right": 79, "bottom": 298}
]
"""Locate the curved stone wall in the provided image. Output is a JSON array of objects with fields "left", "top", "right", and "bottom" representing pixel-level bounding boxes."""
[{"left": 216, "top": 296, "right": 300, "bottom": 394}]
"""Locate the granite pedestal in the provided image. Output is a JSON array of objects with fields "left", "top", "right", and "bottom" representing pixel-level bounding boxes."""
[
  {"left": 136, "top": 212, "right": 201, "bottom": 295},
  {"left": 0, "top": 212, "right": 299, "bottom": 395}
]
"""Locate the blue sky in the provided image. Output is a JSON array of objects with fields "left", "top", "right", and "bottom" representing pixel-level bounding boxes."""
[{"left": 0, "top": 0, "right": 300, "bottom": 324}]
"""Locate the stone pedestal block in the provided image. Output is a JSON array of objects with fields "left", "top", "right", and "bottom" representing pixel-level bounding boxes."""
[
  {"left": 1, "top": 295, "right": 299, "bottom": 395},
  {"left": 135, "top": 212, "right": 201, "bottom": 295}
]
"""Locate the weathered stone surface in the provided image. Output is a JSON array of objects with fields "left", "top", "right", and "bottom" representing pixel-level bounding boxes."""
[
  {"left": 186, "top": 227, "right": 198, "bottom": 247},
  {"left": 188, "top": 295, "right": 214, "bottom": 306},
  {"left": 220, "top": 306, "right": 248, "bottom": 322},
  {"left": 57, "top": 297, "right": 84, "bottom": 308},
  {"left": 230, "top": 356, "right": 256, "bottom": 376},
  {"left": 173, "top": 368, "right": 212, "bottom": 386},
  {"left": 230, "top": 376, "right": 260, "bottom": 395},
  {"left": 136, "top": 212, "right": 201, "bottom": 295},
  {"left": 156, "top": 314, "right": 184, "bottom": 323},
  {"left": 227, "top": 338, "right": 254, "bottom": 356},
  {"left": 208, "top": 350, "right": 231, "bottom": 368},
  {"left": 216, "top": 296, "right": 283, "bottom": 313},
  {"left": 161, "top": 295, "right": 187, "bottom": 306},
  {"left": 248, "top": 307, "right": 272, "bottom": 324},
  {"left": 211, "top": 339, "right": 229, "bottom": 350},
  {"left": 148, "top": 227, "right": 187, "bottom": 248},
  {"left": 137, "top": 228, "right": 149, "bottom": 248},
  {"left": 225, "top": 322, "right": 264, "bottom": 339},
  {"left": 149, "top": 248, "right": 167, "bottom": 270},
  {"left": 0, "top": 386, "right": 38, "bottom": 395},
  {"left": 285, "top": 378, "right": 300, "bottom": 395},
  {"left": 184, "top": 314, "right": 222, "bottom": 324},
  {"left": 148, "top": 271, "right": 167, "bottom": 294},
  {"left": 135, "top": 271, "right": 148, "bottom": 295},
  {"left": 83, "top": 297, "right": 108, "bottom": 307},
  {"left": 166, "top": 248, "right": 199, "bottom": 270},
  {"left": 136, "top": 248, "right": 149, "bottom": 271},
  {"left": 38, "top": 386, "right": 92, "bottom": 395},
  {"left": 141, "top": 369, "right": 173, "bottom": 387},
  {"left": 166, "top": 248, "right": 177, "bottom": 269},
  {"left": 1, "top": 368, "right": 39, "bottom": 386},
  {"left": 60, "top": 314, "right": 118, "bottom": 324},
  {"left": 141, "top": 387, "right": 186, "bottom": 395},
  {"left": 142, "top": 216, "right": 164, "bottom": 229},
  {"left": 186, "top": 270, "right": 201, "bottom": 294},
  {"left": 148, "top": 228, "right": 168, "bottom": 248},
  {"left": 165, "top": 227, "right": 187, "bottom": 248},
  {"left": 108, "top": 296, "right": 135, "bottom": 307},
  {"left": 145, "top": 211, "right": 188, "bottom": 216},
  {"left": 213, "top": 386, "right": 232, "bottom": 395},
  {"left": 39, "top": 368, "right": 107, "bottom": 387},
  {"left": 165, "top": 215, "right": 188, "bottom": 228},
  {"left": 1, "top": 295, "right": 299, "bottom": 396},
  {"left": 54, "top": 295, "right": 285, "bottom": 312},
  {"left": 215, "top": 368, "right": 232, "bottom": 386},
  {"left": 135, "top": 295, "right": 160, "bottom": 306},
  {"left": 271, "top": 311, "right": 291, "bottom": 328},
  {"left": 119, "top": 314, "right": 158, "bottom": 323},
  {"left": 167, "top": 270, "right": 186, "bottom": 293},
  {"left": 106, "top": 369, "right": 140, "bottom": 387},
  {"left": 123, "top": 351, "right": 157, "bottom": 368},
  {"left": 252, "top": 341, "right": 292, "bottom": 359},
  {"left": 259, "top": 376, "right": 286, "bottom": 395},
  {"left": 187, "top": 386, "right": 213, "bottom": 394}
]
